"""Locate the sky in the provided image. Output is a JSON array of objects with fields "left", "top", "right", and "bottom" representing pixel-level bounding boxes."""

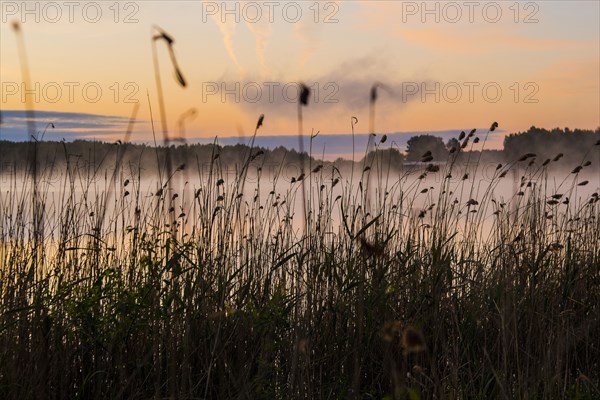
[{"left": 1, "top": 1, "right": 599, "bottom": 158}]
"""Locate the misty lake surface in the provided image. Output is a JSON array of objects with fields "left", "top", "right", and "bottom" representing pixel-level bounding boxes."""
[{"left": 2, "top": 160, "right": 599, "bottom": 252}]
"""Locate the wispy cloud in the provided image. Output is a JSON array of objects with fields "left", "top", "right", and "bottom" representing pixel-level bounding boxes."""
[
  {"left": 203, "top": 1, "right": 342, "bottom": 76},
  {"left": 292, "top": 1, "right": 341, "bottom": 67},
  {"left": 231, "top": 55, "right": 430, "bottom": 115},
  {"left": 0, "top": 110, "right": 143, "bottom": 141},
  {"left": 244, "top": 17, "right": 273, "bottom": 76},
  {"left": 203, "top": 0, "right": 246, "bottom": 77}
]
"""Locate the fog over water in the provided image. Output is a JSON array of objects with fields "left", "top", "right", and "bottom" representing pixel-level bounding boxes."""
[{"left": 2, "top": 156, "right": 598, "bottom": 250}]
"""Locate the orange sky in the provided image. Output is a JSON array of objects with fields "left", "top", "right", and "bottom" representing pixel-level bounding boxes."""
[{"left": 1, "top": 1, "right": 598, "bottom": 145}]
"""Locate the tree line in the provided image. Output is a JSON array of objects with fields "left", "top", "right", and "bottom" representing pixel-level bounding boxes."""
[{"left": 1, "top": 126, "right": 598, "bottom": 174}]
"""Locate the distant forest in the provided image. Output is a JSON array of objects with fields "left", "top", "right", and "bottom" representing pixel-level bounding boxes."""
[{"left": 1, "top": 126, "right": 598, "bottom": 175}]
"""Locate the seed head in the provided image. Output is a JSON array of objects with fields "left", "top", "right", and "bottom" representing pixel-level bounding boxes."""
[
  {"left": 256, "top": 114, "right": 264, "bottom": 130},
  {"left": 299, "top": 84, "right": 311, "bottom": 106},
  {"left": 402, "top": 326, "right": 426, "bottom": 354}
]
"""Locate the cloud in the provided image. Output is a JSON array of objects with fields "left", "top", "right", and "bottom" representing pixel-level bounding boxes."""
[
  {"left": 244, "top": 16, "right": 273, "bottom": 76},
  {"left": 203, "top": 0, "right": 245, "bottom": 77},
  {"left": 293, "top": 20, "right": 319, "bottom": 67},
  {"left": 202, "top": 1, "right": 350, "bottom": 78},
  {"left": 223, "top": 55, "right": 432, "bottom": 116},
  {"left": 0, "top": 110, "right": 142, "bottom": 141},
  {"left": 292, "top": 1, "right": 341, "bottom": 67}
]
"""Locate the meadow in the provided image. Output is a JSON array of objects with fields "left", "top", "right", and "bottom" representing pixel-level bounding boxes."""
[{"left": 1, "top": 23, "right": 600, "bottom": 400}]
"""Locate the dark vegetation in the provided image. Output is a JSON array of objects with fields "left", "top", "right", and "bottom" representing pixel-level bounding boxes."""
[{"left": 1, "top": 126, "right": 599, "bottom": 173}]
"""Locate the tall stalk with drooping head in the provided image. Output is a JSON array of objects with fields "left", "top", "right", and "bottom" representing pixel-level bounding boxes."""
[
  {"left": 151, "top": 25, "right": 187, "bottom": 223},
  {"left": 287, "top": 83, "right": 311, "bottom": 395},
  {"left": 364, "top": 84, "right": 379, "bottom": 216},
  {"left": 298, "top": 83, "right": 311, "bottom": 234},
  {"left": 149, "top": 26, "right": 187, "bottom": 396},
  {"left": 365, "top": 83, "right": 390, "bottom": 216}
]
